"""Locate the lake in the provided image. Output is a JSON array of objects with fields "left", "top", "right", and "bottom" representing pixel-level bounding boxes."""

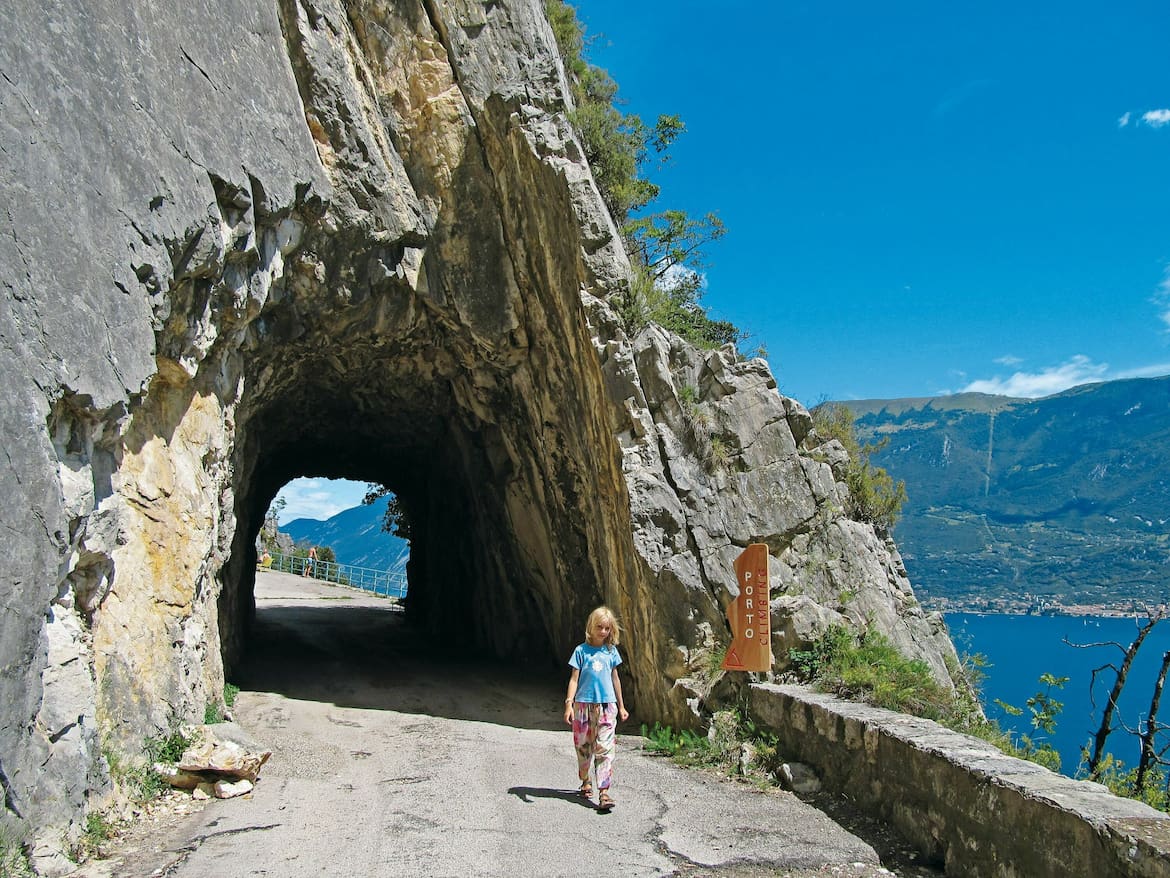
[{"left": 944, "top": 612, "right": 1170, "bottom": 778}]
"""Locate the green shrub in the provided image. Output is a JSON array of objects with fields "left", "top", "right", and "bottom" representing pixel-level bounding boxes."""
[
  {"left": 74, "top": 809, "right": 115, "bottom": 861},
  {"left": 790, "top": 626, "right": 957, "bottom": 723},
  {"left": 0, "top": 828, "right": 32, "bottom": 878},
  {"left": 1090, "top": 755, "right": 1170, "bottom": 812},
  {"left": 809, "top": 402, "right": 906, "bottom": 531},
  {"left": 224, "top": 682, "right": 240, "bottom": 707},
  {"left": 642, "top": 709, "right": 788, "bottom": 784},
  {"left": 788, "top": 625, "right": 854, "bottom": 680},
  {"left": 791, "top": 630, "right": 1077, "bottom": 776}
]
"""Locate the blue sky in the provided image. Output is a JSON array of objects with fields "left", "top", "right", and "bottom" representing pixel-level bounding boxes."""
[
  {"left": 572, "top": 0, "right": 1170, "bottom": 404},
  {"left": 278, "top": 1, "right": 1170, "bottom": 524},
  {"left": 276, "top": 477, "right": 370, "bottom": 524}
]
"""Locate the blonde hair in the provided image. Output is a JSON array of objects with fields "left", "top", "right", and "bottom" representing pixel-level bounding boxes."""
[{"left": 585, "top": 605, "right": 621, "bottom": 647}]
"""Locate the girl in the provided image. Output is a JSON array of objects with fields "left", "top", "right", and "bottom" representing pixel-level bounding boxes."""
[{"left": 563, "top": 606, "right": 629, "bottom": 812}]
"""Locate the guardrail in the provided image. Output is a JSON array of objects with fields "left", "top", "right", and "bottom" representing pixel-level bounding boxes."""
[{"left": 259, "top": 551, "right": 407, "bottom": 598}]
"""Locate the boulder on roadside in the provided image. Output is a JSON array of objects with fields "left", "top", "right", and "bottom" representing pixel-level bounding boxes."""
[
  {"left": 177, "top": 727, "right": 271, "bottom": 782},
  {"left": 157, "top": 724, "right": 271, "bottom": 795}
]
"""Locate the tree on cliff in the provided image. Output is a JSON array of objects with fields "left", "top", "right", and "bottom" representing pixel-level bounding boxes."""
[
  {"left": 362, "top": 484, "right": 412, "bottom": 541},
  {"left": 545, "top": 1, "right": 740, "bottom": 349}
]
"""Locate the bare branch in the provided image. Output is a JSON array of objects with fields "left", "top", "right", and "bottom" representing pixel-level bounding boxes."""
[
  {"left": 1086, "top": 615, "right": 1161, "bottom": 777},
  {"left": 1136, "top": 649, "right": 1170, "bottom": 792},
  {"left": 1063, "top": 636, "right": 1128, "bottom": 651}
]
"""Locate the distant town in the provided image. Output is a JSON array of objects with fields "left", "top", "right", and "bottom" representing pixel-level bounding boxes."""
[{"left": 923, "top": 594, "right": 1170, "bottom": 619}]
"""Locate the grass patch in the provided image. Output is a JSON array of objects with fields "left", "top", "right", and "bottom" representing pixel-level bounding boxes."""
[
  {"left": 72, "top": 809, "right": 115, "bottom": 862},
  {"left": 104, "top": 745, "right": 165, "bottom": 802},
  {"left": 789, "top": 625, "right": 960, "bottom": 722},
  {"left": 641, "top": 708, "right": 785, "bottom": 787},
  {"left": 144, "top": 725, "right": 193, "bottom": 765},
  {"left": 205, "top": 681, "right": 242, "bottom": 724},
  {"left": 106, "top": 721, "right": 195, "bottom": 803},
  {"left": 0, "top": 828, "right": 32, "bottom": 878}
]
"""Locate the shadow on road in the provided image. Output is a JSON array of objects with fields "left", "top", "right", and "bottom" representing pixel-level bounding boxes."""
[
  {"left": 234, "top": 596, "right": 566, "bottom": 732},
  {"left": 507, "top": 786, "right": 599, "bottom": 811}
]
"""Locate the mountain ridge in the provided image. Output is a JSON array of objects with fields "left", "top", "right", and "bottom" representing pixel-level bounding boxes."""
[
  {"left": 841, "top": 375, "right": 1170, "bottom": 612},
  {"left": 281, "top": 495, "right": 410, "bottom": 574}
]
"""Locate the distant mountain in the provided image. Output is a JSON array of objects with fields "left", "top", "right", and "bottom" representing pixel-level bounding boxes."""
[
  {"left": 842, "top": 376, "right": 1170, "bottom": 611},
  {"left": 281, "top": 495, "right": 410, "bottom": 573}
]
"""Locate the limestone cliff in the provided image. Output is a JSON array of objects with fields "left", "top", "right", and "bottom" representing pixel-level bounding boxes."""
[{"left": 0, "top": 0, "right": 959, "bottom": 862}]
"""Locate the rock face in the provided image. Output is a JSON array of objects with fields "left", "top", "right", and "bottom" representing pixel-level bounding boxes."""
[{"left": 0, "top": 0, "right": 961, "bottom": 852}]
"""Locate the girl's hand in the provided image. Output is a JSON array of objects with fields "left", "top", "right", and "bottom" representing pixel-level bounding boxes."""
[
  {"left": 618, "top": 706, "right": 629, "bottom": 722},
  {"left": 563, "top": 704, "right": 574, "bottom": 725}
]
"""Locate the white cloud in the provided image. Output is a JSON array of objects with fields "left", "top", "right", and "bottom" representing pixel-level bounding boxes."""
[
  {"left": 994, "top": 354, "right": 1023, "bottom": 367},
  {"left": 1142, "top": 109, "right": 1170, "bottom": 128},
  {"left": 1157, "top": 266, "right": 1170, "bottom": 330},
  {"left": 657, "top": 262, "right": 704, "bottom": 291},
  {"left": 274, "top": 477, "right": 368, "bottom": 523},
  {"left": 1118, "top": 111, "right": 1131, "bottom": 128},
  {"left": 1116, "top": 362, "right": 1170, "bottom": 380},
  {"left": 962, "top": 355, "right": 1170, "bottom": 398},
  {"left": 961, "top": 355, "right": 1109, "bottom": 398}
]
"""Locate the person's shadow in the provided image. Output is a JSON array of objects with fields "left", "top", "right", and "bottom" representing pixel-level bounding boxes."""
[{"left": 507, "top": 786, "right": 599, "bottom": 811}]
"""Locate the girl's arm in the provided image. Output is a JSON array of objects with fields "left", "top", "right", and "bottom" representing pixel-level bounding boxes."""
[
  {"left": 612, "top": 668, "right": 629, "bottom": 722},
  {"left": 563, "top": 667, "right": 580, "bottom": 725}
]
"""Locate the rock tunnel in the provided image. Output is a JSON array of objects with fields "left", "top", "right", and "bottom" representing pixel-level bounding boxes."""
[{"left": 221, "top": 317, "right": 635, "bottom": 680}]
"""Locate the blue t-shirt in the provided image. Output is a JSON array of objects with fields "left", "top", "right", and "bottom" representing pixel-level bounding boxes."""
[{"left": 569, "top": 642, "right": 622, "bottom": 704}]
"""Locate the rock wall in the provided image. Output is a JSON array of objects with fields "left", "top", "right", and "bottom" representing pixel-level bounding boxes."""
[{"left": 0, "top": 0, "right": 961, "bottom": 859}]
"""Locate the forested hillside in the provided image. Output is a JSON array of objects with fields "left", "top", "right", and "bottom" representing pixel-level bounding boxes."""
[
  {"left": 282, "top": 495, "right": 410, "bottom": 574},
  {"left": 845, "top": 376, "right": 1170, "bottom": 611}
]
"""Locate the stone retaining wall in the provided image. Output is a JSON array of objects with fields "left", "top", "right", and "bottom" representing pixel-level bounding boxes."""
[{"left": 750, "top": 683, "right": 1170, "bottom": 877}]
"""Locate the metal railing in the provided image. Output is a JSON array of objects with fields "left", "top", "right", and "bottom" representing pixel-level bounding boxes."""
[{"left": 259, "top": 551, "right": 407, "bottom": 599}]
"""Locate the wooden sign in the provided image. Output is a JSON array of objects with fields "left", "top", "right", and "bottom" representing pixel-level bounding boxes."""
[{"left": 721, "top": 543, "right": 772, "bottom": 672}]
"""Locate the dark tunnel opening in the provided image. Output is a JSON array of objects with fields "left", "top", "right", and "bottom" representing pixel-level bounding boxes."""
[{"left": 217, "top": 342, "right": 585, "bottom": 697}]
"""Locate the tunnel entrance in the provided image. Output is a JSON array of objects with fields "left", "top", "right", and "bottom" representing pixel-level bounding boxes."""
[{"left": 214, "top": 298, "right": 630, "bottom": 704}]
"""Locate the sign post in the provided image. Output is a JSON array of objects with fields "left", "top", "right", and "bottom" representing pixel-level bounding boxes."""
[{"left": 721, "top": 543, "right": 772, "bottom": 672}]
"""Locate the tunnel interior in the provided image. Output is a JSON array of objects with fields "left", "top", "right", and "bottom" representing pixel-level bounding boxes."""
[{"left": 218, "top": 311, "right": 612, "bottom": 690}]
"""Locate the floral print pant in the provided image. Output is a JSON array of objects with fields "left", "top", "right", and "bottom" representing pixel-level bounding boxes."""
[{"left": 572, "top": 702, "right": 617, "bottom": 790}]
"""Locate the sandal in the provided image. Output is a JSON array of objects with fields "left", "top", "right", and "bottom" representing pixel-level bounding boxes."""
[
  {"left": 597, "top": 790, "right": 615, "bottom": 812},
  {"left": 579, "top": 780, "right": 593, "bottom": 798}
]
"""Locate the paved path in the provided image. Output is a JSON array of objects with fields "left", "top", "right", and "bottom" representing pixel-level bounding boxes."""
[{"left": 94, "top": 572, "right": 912, "bottom": 877}]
